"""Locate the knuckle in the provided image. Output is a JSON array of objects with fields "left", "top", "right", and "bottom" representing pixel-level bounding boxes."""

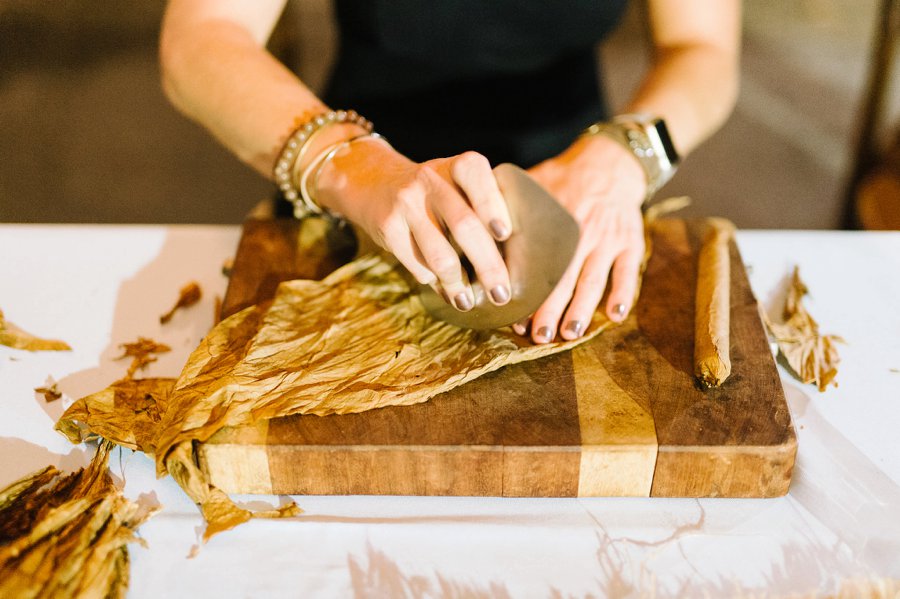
[
  {"left": 580, "top": 270, "right": 609, "bottom": 289},
  {"left": 410, "top": 267, "right": 435, "bottom": 285},
  {"left": 413, "top": 164, "right": 441, "bottom": 187},
  {"left": 452, "top": 151, "right": 490, "bottom": 178},
  {"left": 395, "top": 183, "right": 425, "bottom": 213},
  {"left": 542, "top": 287, "right": 572, "bottom": 311},
  {"left": 374, "top": 213, "right": 404, "bottom": 247},
  {"left": 478, "top": 261, "right": 508, "bottom": 284},
  {"left": 450, "top": 214, "right": 484, "bottom": 239},
  {"left": 429, "top": 254, "right": 460, "bottom": 281},
  {"left": 558, "top": 267, "right": 580, "bottom": 289}
]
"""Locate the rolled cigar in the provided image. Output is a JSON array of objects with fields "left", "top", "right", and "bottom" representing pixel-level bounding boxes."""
[{"left": 694, "top": 218, "right": 736, "bottom": 388}]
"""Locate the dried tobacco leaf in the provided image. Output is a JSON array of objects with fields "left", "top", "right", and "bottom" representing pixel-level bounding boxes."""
[
  {"left": 160, "top": 282, "right": 203, "bottom": 324},
  {"left": 0, "top": 441, "right": 156, "bottom": 598},
  {"left": 0, "top": 308, "right": 71, "bottom": 352},
  {"left": 116, "top": 337, "right": 171, "bottom": 379},
  {"left": 57, "top": 378, "right": 176, "bottom": 454},
  {"left": 154, "top": 254, "right": 613, "bottom": 477},
  {"left": 166, "top": 442, "right": 301, "bottom": 542},
  {"left": 150, "top": 254, "right": 610, "bottom": 538},
  {"left": 765, "top": 267, "right": 844, "bottom": 392},
  {"left": 0, "top": 466, "right": 57, "bottom": 516},
  {"left": 644, "top": 195, "right": 691, "bottom": 223},
  {"left": 35, "top": 379, "right": 63, "bottom": 403},
  {"left": 57, "top": 204, "right": 686, "bottom": 541},
  {"left": 56, "top": 382, "right": 295, "bottom": 543}
]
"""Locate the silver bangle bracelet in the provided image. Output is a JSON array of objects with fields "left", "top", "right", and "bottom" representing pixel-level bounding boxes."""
[
  {"left": 294, "top": 133, "right": 390, "bottom": 220},
  {"left": 273, "top": 109, "right": 374, "bottom": 205}
]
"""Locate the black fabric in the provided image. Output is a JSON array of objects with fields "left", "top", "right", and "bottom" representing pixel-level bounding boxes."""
[{"left": 324, "top": 0, "right": 629, "bottom": 168}]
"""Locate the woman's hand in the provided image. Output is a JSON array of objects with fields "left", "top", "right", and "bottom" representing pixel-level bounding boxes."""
[
  {"left": 317, "top": 139, "right": 514, "bottom": 311},
  {"left": 519, "top": 134, "right": 647, "bottom": 344}
]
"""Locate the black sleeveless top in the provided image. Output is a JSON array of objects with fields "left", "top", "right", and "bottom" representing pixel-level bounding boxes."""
[{"left": 324, "top": 0, "right": 629, "bottom": 168}]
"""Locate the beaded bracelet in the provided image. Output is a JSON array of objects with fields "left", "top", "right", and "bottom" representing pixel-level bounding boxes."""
[{"left": 273, "top": 109, "right": 374, "bottom": 207}]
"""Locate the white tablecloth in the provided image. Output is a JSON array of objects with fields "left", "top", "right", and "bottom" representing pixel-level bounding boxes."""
[{"left": 1, "top": 224, "right": 898, "bottom": 597}]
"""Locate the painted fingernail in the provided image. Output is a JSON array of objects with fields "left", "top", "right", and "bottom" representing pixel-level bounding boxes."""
[
  {"left": 489, "top": 219, "right": 510, "bottom": 241},
  {"left": 535, "top": 326, "right": 554, "bottom": 342},
  {"left": 564, "top": 320, "right": 584, "bottom": 337},
  {"left": 612, "top": 303, "right": 627, "bottom": 321},
  {"left": 453, "top": 292, "right": 473, "bottom": 311},
  {"left": 439, "top": 287, "right": 451, "bottom": 304},
  {"left": 489, "top": 285, "right": 510, "bottom": 304},
  {"left": 512, "top": 318, "right": 530, "bottom": 336}
]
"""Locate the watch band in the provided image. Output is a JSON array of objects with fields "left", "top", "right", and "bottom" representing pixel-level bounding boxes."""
[{"left": 582, "top": 114, "right": 680, "bottom": 201}]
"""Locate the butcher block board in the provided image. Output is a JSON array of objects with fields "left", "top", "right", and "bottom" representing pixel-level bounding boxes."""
[{"left": 198, "top": 211, "right": 796, "bottom": 498}]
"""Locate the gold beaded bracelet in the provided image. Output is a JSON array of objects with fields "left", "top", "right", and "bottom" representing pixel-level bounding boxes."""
[{"left": 273, "top": 109, "right": 374, "bottom": 216}]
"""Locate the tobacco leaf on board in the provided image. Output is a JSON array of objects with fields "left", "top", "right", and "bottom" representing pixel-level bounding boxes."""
[
  {"left": 154, "top": 254, "right": 612, "bottom": 474},
  {"left": 154, "top": 253, "right": 610, "bottom": 538},
  {"left": 0, "top": 308, "right": 71, "bottom": 352},
  {"left": 0, "top": 441, "right": 156, "bottom": 598},
  {"left": 160, "top": 282, "right": 203, "bottom": 324},
  {"left": 764, "top": 266, "right": 843, "bottom": 392},
  {"left": 59, "top": 202, "right": 687, "bottom": 541}
]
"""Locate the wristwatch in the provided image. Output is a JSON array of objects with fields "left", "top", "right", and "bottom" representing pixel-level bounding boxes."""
[{"left": 582, "top": 114, "right": 680, "bottom": 201}]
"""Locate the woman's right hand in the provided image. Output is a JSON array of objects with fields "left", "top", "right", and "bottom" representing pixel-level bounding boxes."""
[{"left": 316, "top": 137, "right": 514, "bottom": 311}]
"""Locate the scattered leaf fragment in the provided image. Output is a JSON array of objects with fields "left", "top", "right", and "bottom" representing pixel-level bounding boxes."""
[
  {"left": 764, "top": 267, "right": 844, "bottom": 392},
  {"left": 34, "top": 378, "right": 62, "bottom": 403},
  {"left": 0, "top": 441, "right": 157, "bottom": 597},
  {"left": 0, "top": 308, "right": 71, "bottom": 352},
  {"left": 160, "top": 281, "right": 203, "bottom": 324},
  {"left": 115, "top": 337, "right": 171, "bottom": 379},
  {"left": 222, "top": 258, "right": 234, "bottom": 278}
]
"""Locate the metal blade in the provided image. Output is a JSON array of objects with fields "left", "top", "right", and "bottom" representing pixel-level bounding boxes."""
[{"left": 419, "top": 163, "right": 580, "bottom": 329}]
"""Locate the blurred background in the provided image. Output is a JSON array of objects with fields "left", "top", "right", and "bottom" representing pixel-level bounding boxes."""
[{"left": 1, "top": 0, "right": 899, "bottom": 228}]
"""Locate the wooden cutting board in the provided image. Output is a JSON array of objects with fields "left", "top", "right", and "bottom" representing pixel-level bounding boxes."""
[{"left": 198, "top": 210, "right": 796, "bottom": 498}]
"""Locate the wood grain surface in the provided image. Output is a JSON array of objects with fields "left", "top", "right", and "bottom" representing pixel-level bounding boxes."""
[{"left": 200, "top": 212, "right": 796, "bottom": 498}]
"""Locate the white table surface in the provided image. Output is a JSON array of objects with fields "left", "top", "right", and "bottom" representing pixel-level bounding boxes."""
[{"left": 1, "top": 224, "right": 898, "bottom": 598}]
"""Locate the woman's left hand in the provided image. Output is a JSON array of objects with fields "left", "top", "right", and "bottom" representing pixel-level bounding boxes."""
[{"left": 518, "top": 134, "right": 647, "bottom": 343}]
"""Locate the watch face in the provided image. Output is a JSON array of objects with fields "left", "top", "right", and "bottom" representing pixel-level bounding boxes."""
[{"left": 652, "top": 119, "right": 679, "bottom": 165}]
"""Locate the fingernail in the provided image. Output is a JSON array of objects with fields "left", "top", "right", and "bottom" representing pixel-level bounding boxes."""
[
  {"left": 512, "top": 318, "right": 530, "bottom": 336},
  {"left": 453, "top": 292, "right": 473, "bottom": 311},
  {"left": 489, "top": 219, "right": 510, "bottom": 241},
  {"left": 564, "top": 320, "right": 584, "bottom": 337},
  {"left": 535, "top": 326, "right": 554, "bottom": 342},
  {"left": 439, "top": 287, "right": 451, "bottom": 304},
  {"left": 489, "top": 285, "right": 510, "bottom": 304},
  {"left": 612, "top": 303, "right": 627, "bottom": 321}
]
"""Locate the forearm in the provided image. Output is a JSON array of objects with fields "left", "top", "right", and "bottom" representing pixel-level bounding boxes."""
[
  {"left": 626, "top": 0, "right": 741, "bottom": 156},
  {"left": 159, "top": 1, "right": 328, "bottom": 176}
]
